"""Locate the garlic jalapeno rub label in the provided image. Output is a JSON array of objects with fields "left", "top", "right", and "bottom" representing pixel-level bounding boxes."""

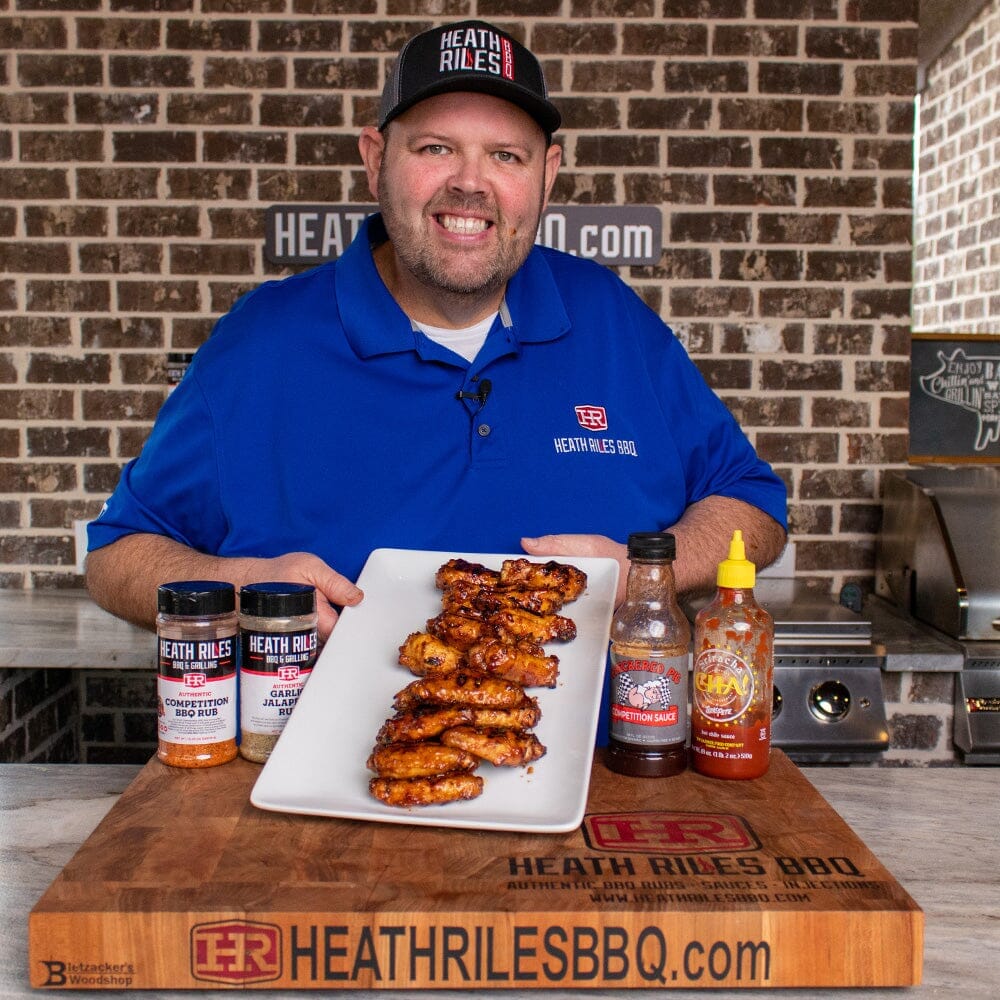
[
  {"left": 157, "top": 634, "right": 238, "bottom": 745},
  {"left": 240, "top": 627, "right": 318, "bottom": 736}
]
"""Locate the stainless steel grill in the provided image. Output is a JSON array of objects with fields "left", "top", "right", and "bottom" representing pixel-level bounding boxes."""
[
  {"left": 877, "top": 467, "right": 1000, "bottom": 764},
  {"left": 761, "top": 578, "right": 889, "bottom": 763}
]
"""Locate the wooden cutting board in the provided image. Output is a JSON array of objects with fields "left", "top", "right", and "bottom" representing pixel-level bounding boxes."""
[{"left": 29, "top": 751, "right": 922, "bottom": 990}]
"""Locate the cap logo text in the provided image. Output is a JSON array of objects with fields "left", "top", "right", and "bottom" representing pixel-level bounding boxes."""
[{"left": 439, "top": 28, "right": 513, "bottom": 80}]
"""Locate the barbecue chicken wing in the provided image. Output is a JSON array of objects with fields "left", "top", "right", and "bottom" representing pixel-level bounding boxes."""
[
  {"left": 499, "top": 558, "right": 587, "bottom": 603},
  {"left": 469, "top": 697, "right": 541, "bottom": 730},
  {"left": 434, "top": 558, "right": 501, "bottom": 591},
  {"left": 426, "top": 612, "right": 498, "bottom": 650},
  {"left": 366, "top": 742, "right": 479, "bottom": 778},
  {"left": 487, "top": 606, "right": 577, "bottom": 644},
  {"left": 393, "top": 670, "right": 528, "bottom": 711},
  {"left": 375, "top": 706, "right": 474, "bottom": 744},
  {"left": 369, "top": 773, "right": 484, "bottom": 807},
  {"left": 466, "top": 636, "right": 559, "bottom": 688},
  {"left": 398, "top": 631, "right": 465, "bottom": 675},
  {"left": 440, "top": 726, "right": 547, "bottom": 767}
]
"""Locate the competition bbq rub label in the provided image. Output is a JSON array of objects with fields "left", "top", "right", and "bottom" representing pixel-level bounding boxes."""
[{"left": 157, "top": 634, "right": 237, "bottom": 746}]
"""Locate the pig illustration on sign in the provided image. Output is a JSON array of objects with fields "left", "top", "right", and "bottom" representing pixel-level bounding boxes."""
[{"left": 919, "top": 348, "right": 1000, "bottom": 451}]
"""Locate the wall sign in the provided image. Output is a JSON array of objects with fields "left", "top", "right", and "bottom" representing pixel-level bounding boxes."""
[
  {"left": 909, "top": 333, "right": 1000, "bottom": 464},
  {"left": 264, "top": 204, "right": 662, "bottom": 267}
]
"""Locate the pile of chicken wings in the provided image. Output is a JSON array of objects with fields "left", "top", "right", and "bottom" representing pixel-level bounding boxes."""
[{"left": 367, "top": 557, "right": 587, "bottom": 808}]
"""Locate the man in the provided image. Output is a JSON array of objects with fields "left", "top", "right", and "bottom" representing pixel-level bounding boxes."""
[{"left": 86, "top": 20, "right": 787, "bottom": 645}]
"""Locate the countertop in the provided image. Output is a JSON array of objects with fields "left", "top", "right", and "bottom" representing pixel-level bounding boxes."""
[
  {"left": 0, "top": 591, "right": 154, "bottom": 670},
  {"left": 0, "top": 589, "right": 965, "bottom": 672},
  {"left": 3, "top": 762, "right": 997, "bottom": 999}
]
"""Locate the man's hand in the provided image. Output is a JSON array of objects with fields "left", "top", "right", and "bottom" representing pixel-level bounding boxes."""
[
  {"left": 230, "top": 551, "right": 364, "bottom": 642},
  {"left": 86, "top": 534, "right": 363, "bottom": 642},
  {"left": 521, "top": 499, "right": 785, "bottom": 609},
  {"left": 521, "top": 534, "right": 629, "bottom": 606}
]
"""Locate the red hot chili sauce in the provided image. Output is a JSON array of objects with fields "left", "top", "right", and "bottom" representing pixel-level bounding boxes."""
[{"left": 691, "top": 531, "right": 774, "bottom": 780}]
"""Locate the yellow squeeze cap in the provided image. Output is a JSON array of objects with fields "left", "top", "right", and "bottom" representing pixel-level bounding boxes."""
[{"left": 717, "top": 529, "right": 756, "bottom": 589}]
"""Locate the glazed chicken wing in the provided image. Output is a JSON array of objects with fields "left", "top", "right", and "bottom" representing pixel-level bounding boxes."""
[
  {"left": 465, "top": 636, "right": 559, "bottom": 689},
  {"left": 499, "top": 558, "right": 587, "bottom": 603},
  {"left": 392, "top": 670, "right": 528, "bottom": 711},
  {"left": 366, "top": 741, "right": 479, "bottom": 778},
  {"left": 426, "top": 612, "right": 498, "bottom": 651},
  {"left": 469, "top": 697, "right": 542, "bottom": 730},
  {"left": 369, "top": 773, "right": 484, "bottom": 807},
  {"left": 441, "top": 581, "right": 567, "bottom": 617},
  {"left": 434, "top": 558, "right": 501, "bottom": 591},
  {"left": 487, "top": 606, "right": 577, "bottom": 644},
  {"left": 440, "top": 726, "right": 547, "bottom": 767},
  {"left": 398, "top": 631, "right": 465, "bottom": 675},
  {"left": 375, "top": 705, "right": 474, "bottom": 744}
]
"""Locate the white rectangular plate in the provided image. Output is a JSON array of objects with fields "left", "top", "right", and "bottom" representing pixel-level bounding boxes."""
[{"left": 251, "top": 548, "right": 619, "bottom": 833}]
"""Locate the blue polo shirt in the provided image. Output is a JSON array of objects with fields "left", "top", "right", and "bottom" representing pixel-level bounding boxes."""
[{"left": 90, "top": 214, "right": 786, "bottom": 582}]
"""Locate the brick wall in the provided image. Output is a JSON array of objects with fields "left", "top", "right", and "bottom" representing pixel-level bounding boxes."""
[
  {"left": 2, "top": 2, "right": 917, "bottom": 598},
  {"left": 0, "top": 668, "right": 77, "bottom": 761},
  {"left": 913, "top": 0, "right": 1000, "bottom": 331}
]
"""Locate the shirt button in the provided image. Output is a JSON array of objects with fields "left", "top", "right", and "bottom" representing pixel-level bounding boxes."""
[{"left": 477, "top": 424, "right": 491, "bottom": 437}]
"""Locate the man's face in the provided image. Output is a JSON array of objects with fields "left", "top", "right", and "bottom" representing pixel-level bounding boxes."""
[{"left": 359, "top": 92, "right": 562, "bottom": 305}]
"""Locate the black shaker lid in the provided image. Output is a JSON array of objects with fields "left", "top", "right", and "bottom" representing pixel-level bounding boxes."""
[
  {"left": 240, "top": 582, "right": 316, "bottom": 618},
  {"left": 157, "top": 580, "right": 235, "bottom": 616}
]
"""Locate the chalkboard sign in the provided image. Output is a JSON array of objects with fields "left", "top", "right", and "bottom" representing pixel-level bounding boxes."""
[{"left": 909, "top": 333, "right": 1000, "bottom": 463}]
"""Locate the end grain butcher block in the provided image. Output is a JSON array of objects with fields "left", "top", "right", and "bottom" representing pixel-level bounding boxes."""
[{"left": 29, "top": 751, "right": 922, "bottom": 991}]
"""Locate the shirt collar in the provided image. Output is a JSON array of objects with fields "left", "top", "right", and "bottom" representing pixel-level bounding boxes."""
[{"left": 336, "top": 214, "right": 571, "bottom": 360}]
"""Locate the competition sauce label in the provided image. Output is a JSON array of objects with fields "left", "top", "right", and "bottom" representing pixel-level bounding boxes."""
[
  {"left": 240, "top": 627, "right": 317, "bottom": 735},
  {"left": 609, "top": 652, "right": 688, "bottom": 746},
  {"left": 157, "top": 635, "right": 237, "bottom": 745}
]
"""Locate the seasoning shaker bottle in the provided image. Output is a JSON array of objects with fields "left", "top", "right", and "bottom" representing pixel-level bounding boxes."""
[
  {"left": 691, "top": 530, "right": 774, "bottom": 779},
  {"left": 156, "top": 581, "right": 238, "bottom": 768},
  {"left": 605, "top": 532, "right": 690, "bottom": 777},
  {"left": 239, "top": 582, "right": 318, "bottom": 764}
]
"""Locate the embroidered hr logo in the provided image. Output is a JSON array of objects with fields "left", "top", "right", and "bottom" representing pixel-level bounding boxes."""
[
  {"left": 191, "top": 920, "right": 281, "bottom": 984},
  {"left": 575, "top": 405, "right": 608, "bottom": 432}
]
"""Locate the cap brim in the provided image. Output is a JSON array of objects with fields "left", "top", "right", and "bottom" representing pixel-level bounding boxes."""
[{"left": 379, "top": 76, "right": 561, "bottom": 135}]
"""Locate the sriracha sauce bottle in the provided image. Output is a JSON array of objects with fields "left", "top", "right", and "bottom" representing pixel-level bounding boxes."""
[{"left": 691, "top": 530, "right": 774, "bottom": 780}]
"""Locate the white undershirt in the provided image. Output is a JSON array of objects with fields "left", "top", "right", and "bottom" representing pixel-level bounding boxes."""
[{"left": 413, "top": 313, "right": 497, "bottom": 363}]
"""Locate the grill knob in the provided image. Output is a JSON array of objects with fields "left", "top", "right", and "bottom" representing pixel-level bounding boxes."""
[
  {"left": 772, "top": 685, "right": 783, "bottom": 719},
  {"left": 809, "top": 680, "right": 851, "bottom": 722}
]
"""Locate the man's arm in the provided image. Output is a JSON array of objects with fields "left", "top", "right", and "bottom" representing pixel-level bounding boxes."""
[
  {"left": 664, "top": 495, "right": 786, "bottom": 598},
  {"left": 85, "top": 533, "right": 363, "bottom": 641},
  {"left": 521, "top": 495, "right": 787, "bottom": 606}
]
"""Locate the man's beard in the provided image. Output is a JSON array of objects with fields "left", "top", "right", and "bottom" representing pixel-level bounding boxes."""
[{"left": 378, "top": 184, "right": 540, "bottom": 298}]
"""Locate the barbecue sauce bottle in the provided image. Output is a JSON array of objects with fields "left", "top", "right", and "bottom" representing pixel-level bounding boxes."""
[
  {"left": 605, "top": 532, "right": 690, "bottom": 777},
  {"left": 691, "top": 530, "right": 774, "bottom": 779}
]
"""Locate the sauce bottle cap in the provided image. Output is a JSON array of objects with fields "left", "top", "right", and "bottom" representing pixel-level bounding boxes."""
[{"left": 717, "top": 530, "right": 756, "bottom": 589}]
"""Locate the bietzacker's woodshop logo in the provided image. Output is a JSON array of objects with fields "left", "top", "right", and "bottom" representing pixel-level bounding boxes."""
[
  {"left": 583, "top": 811, "right": 762, "bottom": 855},
  {"left": 191, "top": 920, "right": 282, "bottom": 985}
]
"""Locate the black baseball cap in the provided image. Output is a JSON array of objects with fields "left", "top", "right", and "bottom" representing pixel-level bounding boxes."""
[{"left": 377, "top": 20, "right": 561, "bottom": 136}]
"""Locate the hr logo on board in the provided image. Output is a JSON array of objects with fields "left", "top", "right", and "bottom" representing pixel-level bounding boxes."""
[
  {"left": 191, "top": 920, "right": 281, "bottom": 984},
  {"left": 582, "top": 812, "right": 761, "bottom": 855}
]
